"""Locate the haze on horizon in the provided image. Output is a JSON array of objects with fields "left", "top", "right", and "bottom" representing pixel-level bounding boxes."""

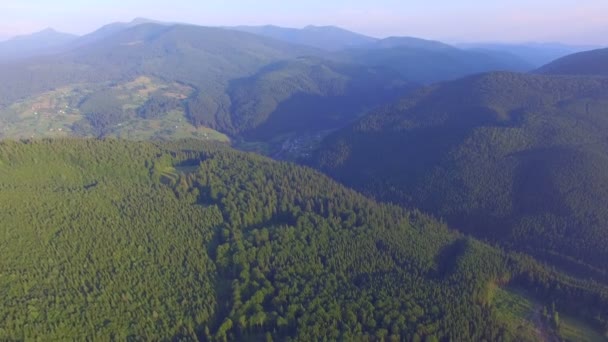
[{"left": 1, "top": 0, "right": 607, "bottom": 45}]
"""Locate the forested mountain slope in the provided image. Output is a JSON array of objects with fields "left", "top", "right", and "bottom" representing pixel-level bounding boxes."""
[
  {"left": 536, "top": 47, "right": 608, "bottom": 76},
  {"left": 1, "top": 139, "right": 606, "bottom": 340},
  {"left": 194, "top": 57, "right": 413, "bottom": 138},
  {"left": 312, "top": 72, "right": 608, "bottom": 279}
]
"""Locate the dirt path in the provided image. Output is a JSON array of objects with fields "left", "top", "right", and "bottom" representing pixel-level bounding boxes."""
[{"left": 530, "top": 305, "right": 559, "bottom": 342}]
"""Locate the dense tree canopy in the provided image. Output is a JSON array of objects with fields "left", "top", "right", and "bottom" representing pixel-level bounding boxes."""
[
  {"left": 312, "top": 72, "right": 608, "bottom": 281},
  {"left": 0, "top": 139, "right": 606, "bottom": 340}
]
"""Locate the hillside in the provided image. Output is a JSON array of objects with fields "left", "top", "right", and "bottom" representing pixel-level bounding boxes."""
[
  {"left": 0, "top": 139, "right": 607, "bottom": 340},
  {"left": 312, "top": 72, "right": 608, "bottom": 279},
  {"left": 536, "top": 48, "right": 608, "bottom": 76},
  {"left": 195, "top": 57, "right": 413, "bottom": 138}
]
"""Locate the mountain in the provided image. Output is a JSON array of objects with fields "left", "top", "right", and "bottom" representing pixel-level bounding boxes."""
[
  {"left": 0, "top": 138, "right": 606, "bottom": 340},
  {"left": 0, "top": 22, "right": 416, "bottom": 151},
  {"left": 0, "top": 23, "right": 327, "bottom": 140},
  {"left": 311, "top": 72, "right": 608, "bottom": 280},
  {"left": 194, "top": 56, "right": 413, "bottom": 139},
  {"left": 231, "top": 26, "right": 532, "bottom": 83},
  {"left": 458, "top": 42, "right": 599, "bottom": 67},
  {"left": 231, "top": 25, "right": 376, "bottom": 51},
  {"left": 0, "top": 28, "right": 78, "bottom": 62},
  {"left": 536, "top": 48, "right": 608, "bottom": 76},
  {"left": 0, "top": 21, "right": 535, "bottom": 144},
  {"left": 335, "top": 44, "right": 532, "bottom": 83},
  {"left": 69, "top": 17, "right": 170, "bottom": 47},
  {"left": 371, "top": 36, "right": 453, "bottom": 50}
]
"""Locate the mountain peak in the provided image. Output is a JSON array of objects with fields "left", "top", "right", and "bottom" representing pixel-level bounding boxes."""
[
  {"left": 130, "top": 17, "right": 158, "bottom": 25},
  {"left": 303, "top": 25, "right": 342, "bottom": 31},
  {"left": 10, "top": 27, "right": 76, "bottom": 41},
  {"left": 40, "top": 27, "right": 58, "bottom": 34}
]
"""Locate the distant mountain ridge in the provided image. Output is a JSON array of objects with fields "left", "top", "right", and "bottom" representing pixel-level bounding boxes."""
[
  {"left": 0, "top": 28, "right": 78, "bottom": 62},
  {"left": 372, "top": 36, "right": 453, "bottom": 50},
  {"left": 231, "top": 24, "right": 377, "bottom": 50},
  {"left": 458, "top": 42, "right": 600, "bottom": 67},
  {"left": 334, "top": 44, "right": 531, "bottom": 83},
  {"left": 69, "top": 18, "right": 173, "bottom": 48},
  {"left": 536, "top": 47, "right": 608, "bottom": 76}
]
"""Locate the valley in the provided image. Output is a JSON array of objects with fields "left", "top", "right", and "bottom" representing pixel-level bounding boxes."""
[{"left": 0, "top": 14, "right": 607, "bottom": 341}]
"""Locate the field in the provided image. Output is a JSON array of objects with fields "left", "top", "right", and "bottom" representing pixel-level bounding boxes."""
[
  {"left": 0, "top": 76, "right": 229, "bottom": 143},
  {"left": 493, "top": 287, "right": 606, "bottom": 342}
]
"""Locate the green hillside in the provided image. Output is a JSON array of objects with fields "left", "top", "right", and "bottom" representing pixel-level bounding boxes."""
[
  {"left": 0, "top": 76, "right": 229, "bottom": 141},
  {"left": 211, "top": 57, "right": 413, "bottom": 138},
  {"left": 312, "top": 72, "right": 608, "bottom": 279},
  {"left": 1, "top": 139, "right": 606, "bottom": 340}
]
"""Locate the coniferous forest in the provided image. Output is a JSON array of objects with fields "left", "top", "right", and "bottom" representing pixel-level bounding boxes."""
[
  {"left": 1, "top": 13, "right": 608, "bottom": 342},
  {"left": 1, "top": 139, "right": 607, "bottom": 341}
]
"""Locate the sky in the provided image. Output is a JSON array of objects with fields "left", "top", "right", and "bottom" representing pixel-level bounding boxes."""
[{"left": 1, "top": 0, "right": 607, "bottom": 45}]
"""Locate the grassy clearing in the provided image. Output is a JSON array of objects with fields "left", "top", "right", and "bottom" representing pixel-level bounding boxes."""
[
  {"left": 0, "top": 77, "right": 229, "bottom": 143},
  {"left": 493, "top": 287, "right": 538, "bottom": 341},
  {"left": 112, "top": 110, "right": 229, "bottom": 142},
  {"left": 559, "top": 315, "right": 606, "bottom": 342},
  {"left": 493, "top": 287, "right": 607, "bottom": 342}
]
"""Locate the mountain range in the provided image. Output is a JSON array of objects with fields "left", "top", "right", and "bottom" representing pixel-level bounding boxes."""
[
  {"left": 231, "top": 24, "right": 377, "bottom": 51},
  {"left": 311, "top": 49, "right": 608, "bottom": 282},
  {"left": 1, "top": 17, "right": 608, "bottom": 341},
  {"left": 0, "top": 19, "right": 545, "bottom": 146}
]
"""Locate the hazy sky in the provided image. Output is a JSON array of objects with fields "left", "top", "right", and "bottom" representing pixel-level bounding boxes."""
[{"left": 1, "top": 0, "right": 607, "bottom": 44}]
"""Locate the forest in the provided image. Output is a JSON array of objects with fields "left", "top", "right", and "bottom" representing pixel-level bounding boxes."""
[
  {"left": 1, "top": 17, "right": 608, "bottom": 342},
  {"left": 0, "top": 139, "right": 607, "bottom": 341},
  {"left": 312, "top": 71, "right": 608, "bottom": 284}
]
